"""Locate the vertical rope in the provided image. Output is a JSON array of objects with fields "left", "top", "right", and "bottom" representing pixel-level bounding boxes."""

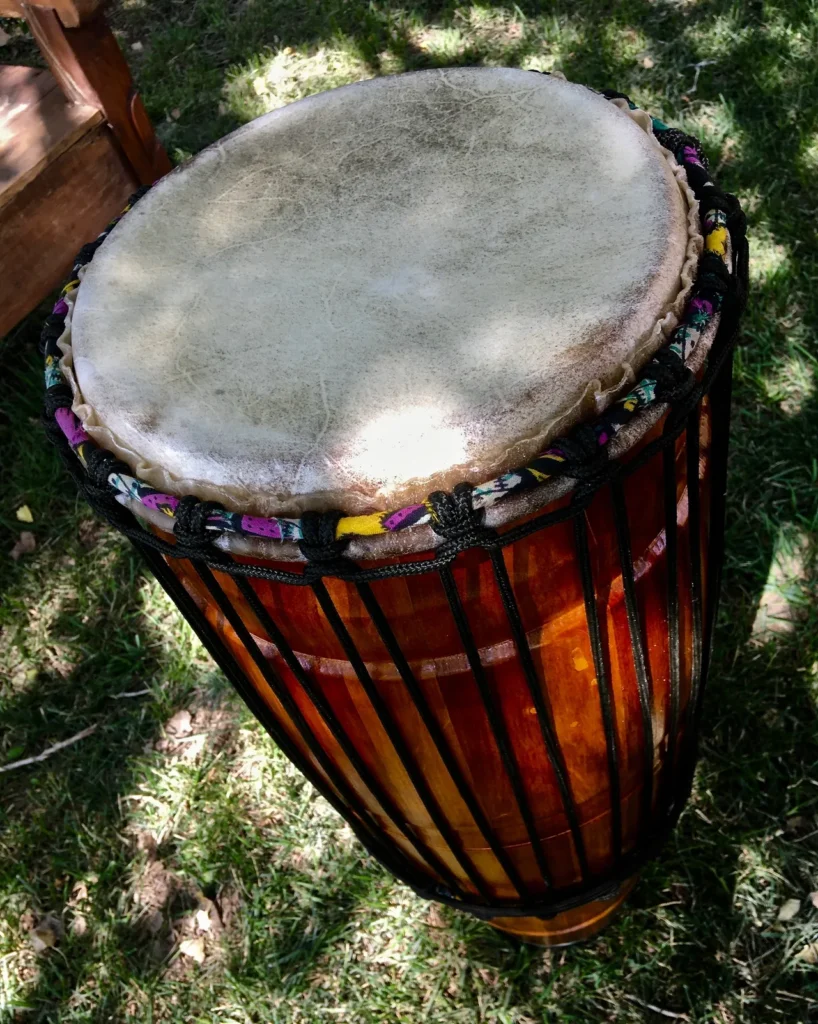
[
  {"left": 685, "top": 411, "right": 705, "bottom": 727},
  {"left": 438, "top": 563, "right": 551, "bottom": 890},
  {"left": 611, "top": 480, "right": 655, "bottom": 840},
  {"left": 136, "top": 546, "right": 430, "bottom": 893},
  {"left": 309, "top": 579, "right": 481, "bottom": 899},
  {"left": 354, "top": 579, "right": 527, "bottom": 898},
  {"left": 488, "top": 548, "right": 590, "bottom": 883},
  {"left": 662, "top": 435, "right": 682, "bottom": 813},
  {"left": 700, "top": 351, "right": 735, "bottom": 720},
  {"left": 212, "top": 570, "right": 461, "bottom": 892},
  {"left": 573, "top": 512, "right": 623, "bottom": 860}
]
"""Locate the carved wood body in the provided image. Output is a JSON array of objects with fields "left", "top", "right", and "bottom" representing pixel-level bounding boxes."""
[{"left": 160, "top": 398, "right": 714, "bottom": 944}]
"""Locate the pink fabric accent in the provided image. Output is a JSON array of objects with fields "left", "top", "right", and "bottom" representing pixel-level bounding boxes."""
[
  {"left": 55, "top": 406, "right": 90, "bottom": 448},
  {"left": 382, "top": 504, "right": 425, "bottom": 531},
  {"left": 241, "top": 515, "right": 283, "bottom": 540},
  {"left": 143, "top": 493, "right": 180, "bottom": 511}
]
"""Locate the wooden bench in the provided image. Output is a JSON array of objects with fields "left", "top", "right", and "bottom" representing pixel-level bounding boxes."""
[{"left": 0, "top": 0, "right": 171, "bottom": 337}]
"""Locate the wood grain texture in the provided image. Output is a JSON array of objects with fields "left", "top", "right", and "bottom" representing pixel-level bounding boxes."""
[
  {"left": 0, "top": 64, "right": 102, "bottom": 211},
  {"left": 0, "top": 121, "right": 136, "bottom": 337},
  {"left": 0, "top": 65, "right": 58, "bottom": 121},
  {"left": 0, "top": 0, "right": 106, "bottom": 28},
  {"left": 161, "top": 398, "right": 715, "bottom": 945},
  {"left": 19, "top": 5, "right": 171, "bottom": 182}
]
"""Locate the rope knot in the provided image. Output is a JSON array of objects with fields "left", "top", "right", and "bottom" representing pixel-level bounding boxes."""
[
  {"left": 43, "top": 385, "right": 73, "bottom": 419},
  {"left": 650, "top": 349, "right": 696, "bottom": 404},
  {"left": 39, "top": 313, "right": 67, "bottom": 355},
  {"left": 298, "top": 510, "right": 352, "bottom": 578},
  {"left": 428, "top": 483, "right": 496, "bottom": 555},
  {"left": 550, "top": 423, "right": 611, "bottom": 490},
  {"left": 174, "top": 496, "right": 225, "bottom": 551},
  {"left": 81, "top": 446, "right": 129, "bottom": 490}
]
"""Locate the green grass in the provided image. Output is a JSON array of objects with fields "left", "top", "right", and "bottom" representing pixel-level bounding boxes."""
[{"left": 2, "top": 0, "right": 818, "bottom": 1020}]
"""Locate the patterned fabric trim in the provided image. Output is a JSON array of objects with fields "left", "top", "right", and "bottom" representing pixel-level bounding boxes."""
[{"left": 43, "top": 96, "right": 731, "bottom": 546}]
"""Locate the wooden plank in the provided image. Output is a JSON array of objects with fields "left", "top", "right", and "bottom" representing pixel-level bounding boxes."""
[
  {"left": 0, "top": 121, "right": 137, "bottom": 337},
  {"left": 20, "top": 6, "right": 171, "bottom": 183},
  {"left": 0, "top": 65, "right": 102, "bottom": 210},
  {"left": 0, "top": 67, "right": 58, "bottom": 122},
  {"left": 0, "top": 0, "right": 105, "bottom": 27}
]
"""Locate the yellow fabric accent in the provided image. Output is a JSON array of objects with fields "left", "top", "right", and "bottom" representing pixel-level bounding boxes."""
[
  {"left": 336, "top": 513, "right": 386, "bottom": 538},
  {"left": 705, "top": 227, "right": 728, "bottom": 256},
  {"left": 528, "top": 467, "right": 552, "bottom": 483},
  {"left": 61, "top": 280, "right": 80, "bottom": 295}
]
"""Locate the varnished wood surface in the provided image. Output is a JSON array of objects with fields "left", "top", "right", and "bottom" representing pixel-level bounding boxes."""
[
  {"left": 0, "top": 121, "right": 137, "bottom": 336},
  {"left": 0, "top": 0, "right": 104, "bottom": 29},
  {"left": 21, "top": 6, "right": 172, "bottom": 184},
  {"left": 162, "top": 401, "right": 714, "bottom": 943},
  {"left": 0, "top": 65, "right": 102, "bottom": 211}
]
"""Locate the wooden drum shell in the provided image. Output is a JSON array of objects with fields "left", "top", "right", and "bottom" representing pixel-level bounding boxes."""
[{"left": 154, "top": 389, "right": 720, "bottom": 946}]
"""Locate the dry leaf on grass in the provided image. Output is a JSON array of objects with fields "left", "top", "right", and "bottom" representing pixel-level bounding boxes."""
[
  {"left": 136, "top": 831, "right": 158, "bottom": 860},
  {"left": 426, "top": 904, "right": 447, "bottom": 928},
  {"left": 69, "top": 881, "right": 89, "bottom": 905},
  {"left": 166, "top": 709, "right": 192, "bottom": 736},
  {"left": 19, "top": 910, "right": 37, "bottom": 934},
  {"left": 195, "top": 908, "right": 212, "bottom": 932},
  {"left": 641, "top": 55, "right": 655, "bottom": 68},
  {"left": 809, "top": 892, "right": 818, "bottom": 909},
  {"left": 30, "top": 914, "right": 63, "bottom": 952},
  {"left": 70, "top": 913, "right": 88, "bottom": 938},
  {"left": 797, "top": 943, "right": 818, "bottom": 964},
  {"left": 785, "top": 815, "right": 811, "bottom": 834},
  {"left": 777, "top": 898, "right": 801, "bottom": 922},
  {"left": 131, "top": 40, "right": 143, "bottom": 51},
  {"left": 179, "top": 937, "right": 206, "bottom": 963},
  {"left": 155, "top": 709, "right": 194, "bottom": 755},
  {"left": 10, "top": 532, "right": 36, "bottom": 560},
  {"left": 15, "top": 505, "right": 33, "bottom": 523}
]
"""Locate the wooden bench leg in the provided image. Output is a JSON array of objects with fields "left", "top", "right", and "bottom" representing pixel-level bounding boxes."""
[{"left": 20, "top": 3, "right": 172, "bottom": 185}]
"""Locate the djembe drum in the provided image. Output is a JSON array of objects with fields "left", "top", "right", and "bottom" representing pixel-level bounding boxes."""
[{"left": 43, "top": 69, "right": 747, "bottom": 945}]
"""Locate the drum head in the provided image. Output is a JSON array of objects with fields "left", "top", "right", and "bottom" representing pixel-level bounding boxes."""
[{"left": 66, "top": 68, "right": 699, "bottom": 516}]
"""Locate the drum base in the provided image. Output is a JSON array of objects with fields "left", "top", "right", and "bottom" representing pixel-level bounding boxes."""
[{"left": 487, "top": 875, "right": 638, "bottom": 946}]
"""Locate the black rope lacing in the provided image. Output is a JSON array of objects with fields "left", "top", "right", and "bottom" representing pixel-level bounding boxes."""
[
  {"left": 174, "top": 496, "right": 227, "bottom": 552},
  {"left": 42, "top": 105, "right": 747, "bottom": 573},
  {"left": 40, "top": 95, "right": 750, "bottom": 924},
  {"left": 428, "top": 482, "right": 498, "bottom": 556},
  {"left": 43, "top": 283, "right": 745, "bottom": 589},
  {"left": 298, "top": 510, "right": 350, "bottom": 578}
]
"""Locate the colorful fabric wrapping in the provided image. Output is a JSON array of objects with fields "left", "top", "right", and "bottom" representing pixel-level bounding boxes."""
[{"left": 43, "top": 95, "right": 732, "bottom": 547}]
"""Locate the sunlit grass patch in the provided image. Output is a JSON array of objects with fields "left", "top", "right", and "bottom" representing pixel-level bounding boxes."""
[
  {"left": 748, "top": 222, "right": 791, "bottom": 285},
  {"left": 761, "top": 353, "right": 815, "bottom": 418},
  {"left": 751, "top": 526, "right": 812, "bottom": 641},
  {"left": 798, "top": 132, "right": 818, "bottom": 178},
  {"left": 225, "top": 45, "right": 373, "bottom": 121}
]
